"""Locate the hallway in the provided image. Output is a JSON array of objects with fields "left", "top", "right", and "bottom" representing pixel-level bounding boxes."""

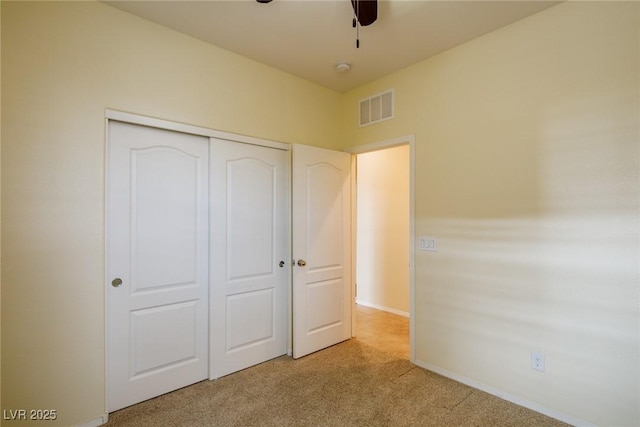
[{"left": 355, "top": 304, "right": 409, "bottom": 359}]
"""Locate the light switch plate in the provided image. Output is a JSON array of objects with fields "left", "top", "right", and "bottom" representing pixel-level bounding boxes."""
[{"left": 418, "top": 236, "right": 437, "bottom": 252}]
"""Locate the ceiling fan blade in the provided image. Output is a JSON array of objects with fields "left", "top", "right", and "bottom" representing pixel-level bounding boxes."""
[{"left": 351, "top": 0, "right": 377, "bottom": 26}]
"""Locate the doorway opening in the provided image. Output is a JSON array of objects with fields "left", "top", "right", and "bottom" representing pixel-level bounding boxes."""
[{"left": 348, "top": 137, "right": 414, "bottom": 361}]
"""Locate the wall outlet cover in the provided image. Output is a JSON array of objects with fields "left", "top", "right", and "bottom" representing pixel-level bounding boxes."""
[
  {"left": 418, "top": 236, "right": 437, "bottom": 252},
  {"left": 531, "top": 352, "right": 545, "bottom": 372}
]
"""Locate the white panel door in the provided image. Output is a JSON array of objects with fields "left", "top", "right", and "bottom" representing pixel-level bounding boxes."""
[
  {"left": 292, "top": 144, "right": 352, "bottom": 358},
  {"left": 107, "top": 121, "right": 209, "bottom": 412},
  {"left": 210, "top": 138, "right": 289, "bottom": 378}
]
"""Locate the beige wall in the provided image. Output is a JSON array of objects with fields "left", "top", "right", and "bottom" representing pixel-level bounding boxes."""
[
  {"left": 356, "top": 145, "right": 409, "bottom": 314},
  {"left": 1, "top": 2, "right": 341, "bottom": 426},
  {"left": 342, "top": 2, "right": 639, "bottom": 426},
  {"left": 0, "top": 0, "right": 3, "bottom": 418},
  {"left": 2, "top": 1, "right": 639, "bottom": 427}
]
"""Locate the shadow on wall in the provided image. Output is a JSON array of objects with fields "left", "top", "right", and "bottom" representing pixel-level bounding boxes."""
[{"left": 414, "top": 92, "right": 639, "bottom": 424}]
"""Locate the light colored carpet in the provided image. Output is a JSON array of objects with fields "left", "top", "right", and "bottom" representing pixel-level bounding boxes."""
[{"left": 106, "top": 339, "right": 569, "bottom": 427}]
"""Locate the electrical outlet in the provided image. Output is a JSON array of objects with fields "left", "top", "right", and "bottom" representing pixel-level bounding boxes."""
[{"left": 531, "top": 352, "right": 545, "bottom": 372}]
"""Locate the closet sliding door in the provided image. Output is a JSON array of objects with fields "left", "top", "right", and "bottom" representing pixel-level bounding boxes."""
[
  {"left": 107, "top": 121, "right": 209, "bottom": 411},
  {"left": 210, "top": 138, "right": 290, "bottom": 379}
]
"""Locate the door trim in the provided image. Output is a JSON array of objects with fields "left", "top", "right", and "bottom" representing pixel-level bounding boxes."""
[
  {"left": 344, "top": 135, "right": 416, "bottom": 363},
  {"left": 105, "top": 109, "right": 290, "bottom": 151}
]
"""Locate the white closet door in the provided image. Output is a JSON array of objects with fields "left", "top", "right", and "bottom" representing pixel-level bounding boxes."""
[
  {"left": 210, "top": 138, "right": 289, "bottom": 379},
  {"left": 107, "top": 121, "right": 209, "bottom": 411},
  {"left": 292, "top": 144, "right": 352, "bottom": 358}
]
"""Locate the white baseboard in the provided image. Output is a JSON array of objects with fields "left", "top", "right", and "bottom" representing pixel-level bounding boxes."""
[
  {"left": 413, "top": 358, "right": 593, "bottom": 427},
  {"left": 356, "top": 300, "right": 409, "bottom": 318},
  {"left": 75, "top": 413, "right": 108, "bottom": 427}
]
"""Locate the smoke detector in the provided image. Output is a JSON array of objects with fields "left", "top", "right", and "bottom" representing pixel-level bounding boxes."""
[{"left": 335, "top": 62, "right": 351, "bottom": 73}]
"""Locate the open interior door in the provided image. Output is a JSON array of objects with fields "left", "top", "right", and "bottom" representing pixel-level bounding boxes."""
[{"left": 292, "top": 144, "right": 352, "bottom": 358}]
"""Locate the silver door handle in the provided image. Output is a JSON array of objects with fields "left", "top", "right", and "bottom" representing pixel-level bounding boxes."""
[
  {"left": 297, "top": 259, "right": 307, "bottom": 267},
  {"left": 279, "top": 260, "right": 285, "bottom": 268},
  {"left": 111, "top": 278, "right": 123, "bottom": 287}
]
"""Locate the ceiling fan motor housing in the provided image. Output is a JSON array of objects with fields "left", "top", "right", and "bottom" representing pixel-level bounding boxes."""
[{"left": 351, "top": 0, "right": 377, "bottom": 26}]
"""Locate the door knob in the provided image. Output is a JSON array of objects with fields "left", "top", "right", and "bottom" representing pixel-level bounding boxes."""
[
  {"left": 279, "top": 260, "right": 285, "bottom": 268},
  {"left": 297, "top": 259, "right": 307, "bottom": 267},
  {"left": 111, "top": 278, "right": 123, "bottom": 287}
]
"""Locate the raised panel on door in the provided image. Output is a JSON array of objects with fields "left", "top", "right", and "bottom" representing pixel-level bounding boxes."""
[
  {"left": 107, "top": 121, "right": 209, "bottom": 412},
  {"left": 210, "top": 138, "right": 289, "bottom": 379},
  {"left": 292, "top": 144, "right": 352, "bottom": 358}
]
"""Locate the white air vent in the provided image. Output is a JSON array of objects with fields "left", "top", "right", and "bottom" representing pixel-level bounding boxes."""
[{"left": 359, "top": 89, "right": 394, "bottom": 127}]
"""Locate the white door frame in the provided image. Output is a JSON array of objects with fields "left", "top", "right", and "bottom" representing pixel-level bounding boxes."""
[
  {"left": 344, "top": 135, "right": 416, "bottom": 363},
  {"left": 105, "top": 110, "right": 290, "bottom": 151}
]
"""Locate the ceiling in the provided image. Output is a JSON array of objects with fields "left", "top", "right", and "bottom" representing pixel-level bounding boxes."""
[{"left": 105, "top": 0, "right": 561, "bottom": 93}]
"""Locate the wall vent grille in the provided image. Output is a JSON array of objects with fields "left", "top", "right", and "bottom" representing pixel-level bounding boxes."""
[{"left": 359, "top": 89, "right": 394, "bottom": 127}]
